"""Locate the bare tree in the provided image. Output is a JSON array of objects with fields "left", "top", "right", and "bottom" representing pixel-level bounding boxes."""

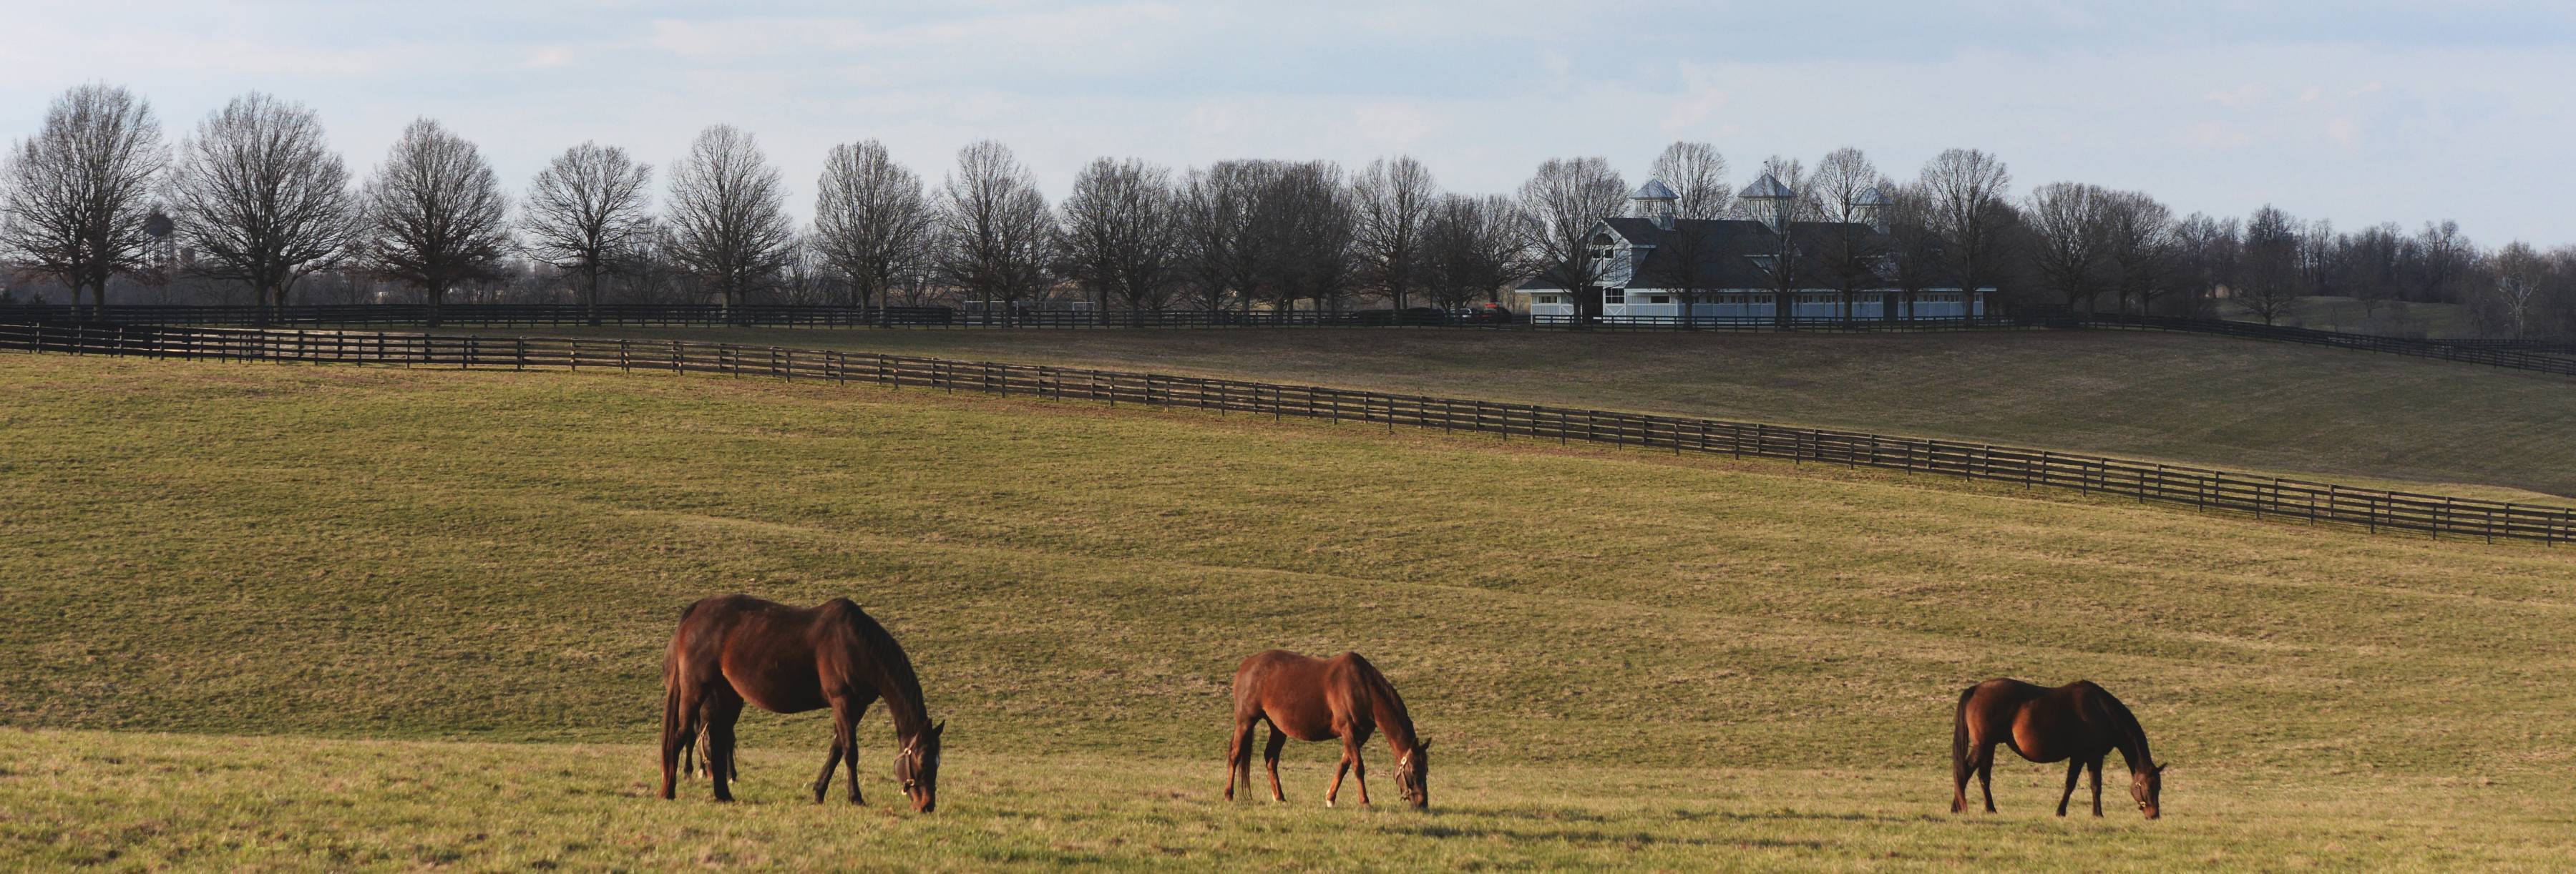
[
  {"left": 2023, "top": 182, "right": 2113, "bottom": 310},
  {"left": 1739, "top": 156, "right": 1820, "bottom": 323},
  {"left": 1244, "top": 161, "right": 1355, "bottom": 313},
  {"left": 525, "top": 142, "right": 653, "bottom": 325},
  {"left": 1059, "top": 156, "right": 1180, "bottom": 318},
  {"left": 935, "top": 140, "right": 1058, "bottom": 319},
  {"left": 1352, "top": 155, "right": 1438, "bottom": 310},
  {"left": 2171, "top": 213, "right": 2240, "bottom": 318},
  {"left": 0, "top": 84, "right": 166, "bottom": 318},
  {"left": 1649, "top": 141, "right": 1730, "bottom": 220},
  {"left": 359, "top": 118, "right": 511, "bottom": 325},
  {"left": 1175, "top": 161, "right": 1270, "bottom": 314},
  {"left": 2488, "top": 240, "right": 2547, "bottom": 339},
  {"left": 812, "top": 139, "right": 932, "bottom": 318},
  {"left": 1809, "top": 147, "right": 1888, "bottom": 319},
  {"left": 1516, "top": 157, "right": 1626, "bottom": 323},
  {"left": 665, "top": 124, "right": 796, "bottom": 317},
  {"left": 1422, "top": 193, "right": 1529, "bottom": 308},
  {"left": 1879, "top": 182, "right": 1948, "bottom": 318},
  {"left": 2240, "top": 205, "right": 2302, "bottom": 325},
  {"left": 2098, "top": 190, "right": 2176, "bottom": 314},
  {"left": 2405, "top": 220, "right": 2471, "bottom": 305},
  {"left": 165, "top": 92, "right": 359, "bottom": 324},
  {"left": 1918, "top": 148, "right": 2014, "bottom": 308},
  {"left": 2341, "top": 222, "right": 2406, "bottom": 323}
]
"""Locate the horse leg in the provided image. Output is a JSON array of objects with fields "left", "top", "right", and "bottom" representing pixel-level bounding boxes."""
[
  {"left": 1976, "top": 744, "right": 1999, "bottom": 813},
  {"left": 1348, "top": 741, "right": 1370, "bottom": 807},
  {"left": 1325, "top": 747, "right": 1351, "bottom": 807},
  {"left": 1224, "top": 715, "right": 1258, "bottom": 801},
  {"left": 841, "top": 698, "right": 868, "bottom": 805},
  {"left": 705, "top": 694, "right": 744, "bottom": 802},
  {"left": 2081, "top": 757, "right": 2102, "bottom": 820},
  {"left": 2056, "top": 760, "right": 2082, "bottom": 817},
  {"left": 1262, "top": 725, "right": 1288, "bottom": 803},
  {"left": 811, "top": 720, "right": 844, "bottom": 805}
]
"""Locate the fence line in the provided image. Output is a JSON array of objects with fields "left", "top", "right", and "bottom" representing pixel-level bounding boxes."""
[
  {"left": 6, "top": 320, "right": 2565, "bottom": 546},
  {"left": 1, "top": 303, "right": 2035, "bottom": 331},
  {"left": 11, "top": 303, "right": 2576, "bottom": 376}
]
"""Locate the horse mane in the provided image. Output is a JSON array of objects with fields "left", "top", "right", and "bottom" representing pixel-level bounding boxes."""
[
  {"left": 1344, "top": 653, "right": 1418, "bottom": 746},
  {"left": 834, "top": 600, "right": 931, "bottom": 737},
  {"left": 2084, "top": 683, "right": 2153, "bottom": 770}
]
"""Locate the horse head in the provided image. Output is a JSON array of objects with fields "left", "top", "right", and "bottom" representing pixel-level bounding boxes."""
[
  {"left": 1395, "top": 740, "right": 1431, "bottom": 810},
  {"left": 897, "top": 720, "right": 945, "bottom": 813},
  {"left": 2131, "top": 762, "right": 2167, "bottom": 819}
]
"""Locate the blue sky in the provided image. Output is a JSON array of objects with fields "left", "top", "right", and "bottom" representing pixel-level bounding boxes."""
[{"left": 5, "top": 1, "right": 2572, "bottom": 243}]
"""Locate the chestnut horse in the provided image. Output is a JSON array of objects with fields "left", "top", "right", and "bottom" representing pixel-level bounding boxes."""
[
  {"left": 660, "top": 595, "right": 945, "bottom": 812},
  {"left": 1224, "top": 650, "right": 1430, "bottom": 808},
  {"left": 1951, "top": 678, "right": 2165, "bottom": 818}
]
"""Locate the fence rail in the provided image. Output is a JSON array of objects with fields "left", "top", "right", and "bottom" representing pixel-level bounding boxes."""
[
  {"left": 9, "top": 303, "right": 2573, "bottom": 373},
  {"left": 0, "top": 303, "right": 2039, "bottom": 331},
  {"left": 6, "top": 320, "right": 2567, "bottom": 546}
]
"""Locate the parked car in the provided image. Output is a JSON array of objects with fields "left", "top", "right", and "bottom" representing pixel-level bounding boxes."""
[{"left": 1450, "top": 303, "right": 1515, "bottom": 324}]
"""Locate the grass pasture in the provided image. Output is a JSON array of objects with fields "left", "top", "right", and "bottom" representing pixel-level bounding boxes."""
[
  {"left": 11, "top": 730, "right": 2572, "bottom": 870},
  {"left": 4, "top": 353, "right": 2576, "bottom": 869},
  {"left": 441, "top": 325, "right": 2576, "bottom": 501}
]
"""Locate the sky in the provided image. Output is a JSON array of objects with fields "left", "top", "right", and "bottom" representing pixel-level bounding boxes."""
[{"left": 4, "top": 1, "right": 2573, "bottom": 244}]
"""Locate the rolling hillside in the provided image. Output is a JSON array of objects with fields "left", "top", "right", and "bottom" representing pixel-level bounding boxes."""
[
  {"left": 6, "top": 353, "right": 2574, "bottom": 868},
  {"left": 446, "top": 326, "right": 2576, "bottom": 501}
]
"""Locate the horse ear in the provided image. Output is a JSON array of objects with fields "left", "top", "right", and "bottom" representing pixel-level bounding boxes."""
[
  {"left": 1419, "top": 740, "right": 1430, "bottom": 752},
  {"left": 934, "top": 720, "right": 946, "bottom": 737}
]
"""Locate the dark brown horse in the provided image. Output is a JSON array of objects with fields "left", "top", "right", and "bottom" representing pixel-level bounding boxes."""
[
  {"left": 1224, "top": 649, "right": 1430, "bottom": 808},
  {"left": 660, "top": 595, "right": 945, "bottom": 812},
  {"left": 1951, "top": 679, "right": 2165, "bottom": 818}
]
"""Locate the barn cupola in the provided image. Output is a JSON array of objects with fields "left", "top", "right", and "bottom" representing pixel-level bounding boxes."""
[
  {"left": 1630, "top": 179, "right": 1679, "bottom": 230},
  {"left": 1740, "top": 173, "right": 1795, "bottom": 234},
  {"left": 1856, "top": 185, "right": 1891, "bottom": 234}
]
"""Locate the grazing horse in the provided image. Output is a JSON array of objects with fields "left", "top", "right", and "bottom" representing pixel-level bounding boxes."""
[
  {"left": 660, "top": 595, "right": 945, "bottom": 812},
  {"left": 1224, "top": 649, "right": 1430, "bottom": 809},
  {"left": 1951, "top": 678, "right": 2165, "bottom": 819}
]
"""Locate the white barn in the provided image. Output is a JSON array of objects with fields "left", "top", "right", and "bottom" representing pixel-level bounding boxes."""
[{"left": 1516, "top": 175, "right": 1991, "bottom": 323}]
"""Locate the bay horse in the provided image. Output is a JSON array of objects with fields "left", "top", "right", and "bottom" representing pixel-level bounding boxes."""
[
  {"left": 1224, "top": 649, "right": 1430, "bottom": 809},
  {"left": 1951, "top": 678, "right": 2165, "bottom": 818},
  {"left": 660, "top": 594, "right": 945, "bottom": 812}
]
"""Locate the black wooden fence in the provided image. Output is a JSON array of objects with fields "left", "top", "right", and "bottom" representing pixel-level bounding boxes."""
[
  {"left": 2, "top": 303, "right": 2029, "bottom": 331},
  {"left": 6, "top": 320, "right": 2566, "bottom": 546}
]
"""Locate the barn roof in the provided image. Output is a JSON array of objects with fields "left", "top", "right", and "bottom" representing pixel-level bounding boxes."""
[{"left": 1738, "top": 173, "right": 1794, "bottom": 200}]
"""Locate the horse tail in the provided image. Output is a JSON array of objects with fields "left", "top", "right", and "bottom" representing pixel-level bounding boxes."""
[
  {"left": 1951, "top": 684, "right": 1976, "bottom": 787},
  {"left": 664, "top": 599, "right": 706, "bottom": 777}
]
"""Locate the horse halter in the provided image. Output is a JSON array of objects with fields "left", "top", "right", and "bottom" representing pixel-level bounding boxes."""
[{"left": 899, "top": 738, "right": 922, "bottom": 791}]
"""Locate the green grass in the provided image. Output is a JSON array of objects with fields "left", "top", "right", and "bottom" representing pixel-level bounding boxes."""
[
  {"left": 5, "top": 353, "right": 2576, "bottom": 869},
  {"left": 443, "top": 325, "right": 2576, "bottom": 501},
  {"left": 11, "top": 730, "right": 2570, "bottom": 870}
]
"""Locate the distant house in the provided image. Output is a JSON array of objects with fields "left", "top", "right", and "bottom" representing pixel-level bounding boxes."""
[{"left": 1516, "top": 175, "right": 1991, "bottom": 323}]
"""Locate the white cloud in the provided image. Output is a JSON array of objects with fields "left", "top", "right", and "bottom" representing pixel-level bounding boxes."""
[{"left": 523, "top": 47, "right": 575, "bottom": 69}]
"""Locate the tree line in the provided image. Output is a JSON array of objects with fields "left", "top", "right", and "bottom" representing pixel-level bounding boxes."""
[{"left": 4, "top": 83, "right": 2572, "bottom": 338}]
